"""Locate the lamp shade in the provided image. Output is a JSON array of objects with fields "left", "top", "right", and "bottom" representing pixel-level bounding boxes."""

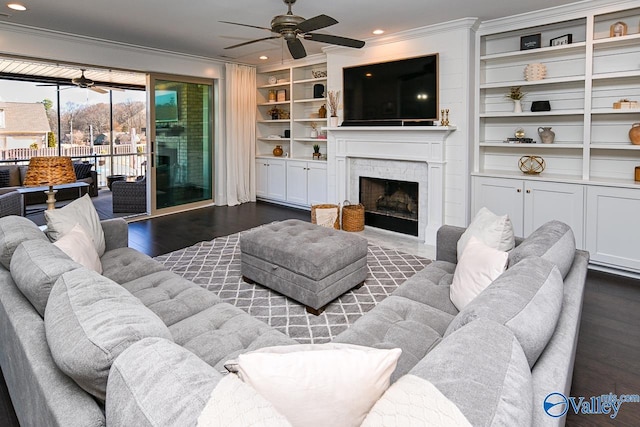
[{"left": 23, "top": 157, "right": 76, "bottom": 187}]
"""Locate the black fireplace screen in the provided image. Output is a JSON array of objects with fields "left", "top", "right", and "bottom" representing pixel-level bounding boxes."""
[{"left": 359, "top": 176, "right": 419, "bottom": 236}]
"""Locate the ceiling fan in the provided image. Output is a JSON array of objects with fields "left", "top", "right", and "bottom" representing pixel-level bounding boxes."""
[
  {"left": 38, "top": 69, "right": 121, "bottom": 94},
  {"left": 221, "top": 0, "right": 365, "bottom": 59}
]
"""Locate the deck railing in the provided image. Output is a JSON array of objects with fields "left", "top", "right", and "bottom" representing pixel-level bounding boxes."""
[{"left": 0, "top": 144, "right": 147, "bottom": 189}]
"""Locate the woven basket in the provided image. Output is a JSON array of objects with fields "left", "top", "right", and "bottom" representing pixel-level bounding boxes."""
[
  {"left": 311, "top": 204, "right": 340, "bottom": 229},
  {"left": 341, "top": 200, "right": 365, "bottom": 232}
]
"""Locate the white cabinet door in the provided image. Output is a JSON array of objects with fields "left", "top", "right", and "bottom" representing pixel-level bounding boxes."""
[
  {"left": 286, "top": 161, "right": 308, "bottom": 205},
  {"left": 523, "top": 181, "right": 584, "bottom": 249},
  {"left": 472, "top": 176, "right": 524, "bottom": 236},
  {"left": 267, "top": 159, "right": 286, "bottom": 201},
  {"left": 307, "top": 163, "right": 327, "bottom": 206},
  {"left": 255, "top": 160, "right": 268, "bottom": 198},
  {"left": 586, "top": 186, "right": 640, "bottom": 272}
]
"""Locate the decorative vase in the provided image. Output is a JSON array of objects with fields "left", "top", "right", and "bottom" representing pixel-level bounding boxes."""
[
  {"left": 318, "top": 104, "right": 327, "bottom": 118},
  {"left": 513, "top": 100, "right": 522, "bottom": 113},
  {"left": 329, "top": 116, "right": 339, "bottom": 127},
  {"left": 310, "top": 129, "right": 318, "bottom": 138},
  {"left": 538, "top": 126, "right": 555, "bottom": 144},
  {"left": 629, "top": 123, "right": 640, "bottom": 145},
  {"left": 272, "top": 145, "right": 283, "bottom": 157}
]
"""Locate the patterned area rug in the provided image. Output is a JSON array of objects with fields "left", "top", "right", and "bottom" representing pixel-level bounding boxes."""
[{"left": 155, "top": 231, "right": 431, "bottom": 344}]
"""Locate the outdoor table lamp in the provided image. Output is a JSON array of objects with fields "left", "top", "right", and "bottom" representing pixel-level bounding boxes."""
[{"left": 23, "top": 156, "right": 77, "bottom": 210}]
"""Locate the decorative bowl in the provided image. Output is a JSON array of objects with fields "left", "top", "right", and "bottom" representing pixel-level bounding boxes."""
[{"left": 311, "top": 70, "right": 327, "bottom": 79}]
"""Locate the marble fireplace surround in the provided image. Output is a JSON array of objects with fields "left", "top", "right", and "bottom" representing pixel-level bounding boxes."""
[{"left": 326, "top": 126, "right": 456, "bottom": 245}]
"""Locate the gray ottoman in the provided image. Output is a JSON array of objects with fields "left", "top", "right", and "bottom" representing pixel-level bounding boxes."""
[{"left": 240, "top": 219, "right": 368, "bottom": 315}]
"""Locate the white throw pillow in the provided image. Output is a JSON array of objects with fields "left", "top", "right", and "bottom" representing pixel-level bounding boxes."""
[
  {"left": 53, "top": 223, "right": 103, "bottom": 273},
  {"left": 450, "top": 236, "right": 508, "bottom": 311},
  {"left": 45, "top": 194, "right": 106, "bottom": 256},
  {"left": 457, "top": 207, "right": 515, "bottom": 260},
  {"left": 225, "top": 343, "right": 402, "bottom": 427}
]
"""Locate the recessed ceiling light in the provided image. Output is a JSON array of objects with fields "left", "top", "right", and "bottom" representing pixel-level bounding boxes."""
[
  {"left": 259, "top": 55, "right": 268, "bottom": 60},
  {"left": 372, "top": 29, "right": 384, "bottom": 35},
  {"left": 7, "top": 3, "right": 27, "bottom": 11}
]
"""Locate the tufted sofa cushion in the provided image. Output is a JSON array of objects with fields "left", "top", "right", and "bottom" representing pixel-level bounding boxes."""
[
  {"left": 240, "top": 219, "right": 368, "bottom": 280},
  {"left": 0, "top": 215, "right": 49, "bottom": 269},
  {"left": 101, "top": 247, "right": 166, "bottom": 284},
  {"left": 169, "top": 302, "right": 297, "bottom": 371},
  {"left": 392, "top": 260, "right": 458, "bottom": 315},
  {"left": 121, "top": 270, "right": 222, "bottom": 327},
  {"left": 334, "top": 295, "right": 454, "bottom": 381}
]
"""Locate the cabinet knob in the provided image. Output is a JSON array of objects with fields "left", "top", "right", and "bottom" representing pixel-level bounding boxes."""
[
  {"left": 526, "top": 189, "right": 531, "bottom": 194},
  {"left": 517, "top": 188, "right": 522, "bottom": 193}
]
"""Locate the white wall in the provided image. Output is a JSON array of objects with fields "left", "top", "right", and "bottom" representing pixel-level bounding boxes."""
[
  {"left": 0, "top": 22, "right": 230, "bottom": 205},
  {"left": 324, "top": 18, "right": 478, "bottom": 227}
]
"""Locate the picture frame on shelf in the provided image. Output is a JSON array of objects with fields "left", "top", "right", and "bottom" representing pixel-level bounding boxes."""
[
  {"left": 550, "top": 34, "right": 572, "bottom": 46},
  {"left": 610, "top": 21, "right": 627, "bottom": 37},
  {"left": 520, "top": 33, "right": 541, "bottom": 50},
  {"left": 277, "top": 89, "right": 287, "bottom": 102}
]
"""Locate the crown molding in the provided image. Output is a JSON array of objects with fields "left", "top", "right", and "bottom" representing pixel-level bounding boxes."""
[
  {"left": 323, "top": 17, "right": 479, "bottom": 54},
  {"left": 478, "top": 0, "right": 640, "bottom": 34},
  {"left": 0, "top": 21, "right": 233, "bottom": 65}
]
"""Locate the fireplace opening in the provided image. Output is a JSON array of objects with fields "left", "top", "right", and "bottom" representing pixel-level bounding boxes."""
[{"left": 359, "top": 176, "right": 419, "bottom": 236}]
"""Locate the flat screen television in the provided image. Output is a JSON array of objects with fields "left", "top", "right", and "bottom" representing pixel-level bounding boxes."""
[{"left": 342, "top": 54, "right": 438, "bottom": 126}]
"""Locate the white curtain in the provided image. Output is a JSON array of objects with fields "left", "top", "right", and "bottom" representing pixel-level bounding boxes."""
[{"left": 224, "top": 63, "right": 256, "bottom": 206}]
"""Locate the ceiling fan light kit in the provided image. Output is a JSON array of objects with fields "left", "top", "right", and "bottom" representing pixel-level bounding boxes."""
[{"left": 221, "top": 0, "right": 365, "bottom": 59}]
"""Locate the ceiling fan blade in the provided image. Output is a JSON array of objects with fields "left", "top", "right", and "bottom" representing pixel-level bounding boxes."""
[
  {"left": 305, "top": 33, "right": 365, "bottom": 49},
  {"left": 90, "top": 86, "right": 108, "bottom": 94},
  {"left": 296, "top": 14, "right": 338, "bottom": 33},
  {"left": 224, "top": 36, "right": 280, "bottom": 50},
  {"left": 219, "top": 20, "right": 272, "bottom": 31},
  {"left": 287, "top": 38, "right": 307, "bottom": 59}
]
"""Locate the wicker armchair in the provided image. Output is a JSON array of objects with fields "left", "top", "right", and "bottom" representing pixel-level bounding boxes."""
[
  {"left": 0, "top": 191, "right": 23, "bottom": 217},
  {"left": 111, "top": 177, "right": 146, "bottom": 214}
]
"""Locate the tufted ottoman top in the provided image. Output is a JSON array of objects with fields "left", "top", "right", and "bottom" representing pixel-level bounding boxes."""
[{"left": 240, "top": 219, "right": 368, "bottom": 281}]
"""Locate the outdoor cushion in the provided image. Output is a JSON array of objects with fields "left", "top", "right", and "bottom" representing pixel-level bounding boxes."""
[
  {"left": 0, "top": 169, "right": 9, "bottom": 187},
  {"left": 45, "top": 268, "right": 173, "bottom": 400},
  {"left": 445, "top": 256, "right": 563, "bottom": 367},
  {"left": 10, "top": 239, "right": 82, "bottom": 317}
]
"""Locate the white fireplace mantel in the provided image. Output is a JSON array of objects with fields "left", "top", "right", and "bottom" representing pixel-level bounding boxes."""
[{"left": 325, "top": 126, "right": 456, "bottom": 245}]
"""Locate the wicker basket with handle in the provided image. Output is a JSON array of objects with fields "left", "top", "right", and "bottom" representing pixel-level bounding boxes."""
[
  {"left": 341, "top": 200, "right": 365, "bottom": 232},
  {"left": 311, "top": 204, "right": 340, "bottom": 229}
]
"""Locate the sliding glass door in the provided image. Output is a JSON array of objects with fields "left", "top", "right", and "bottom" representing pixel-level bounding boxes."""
[{"left": 147, "top": 74, "right": 213, "bottom": 214}]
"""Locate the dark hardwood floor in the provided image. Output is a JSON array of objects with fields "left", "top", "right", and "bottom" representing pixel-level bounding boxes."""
[{"left": 1, "top": 201, "right": 639, "bottom": 426}]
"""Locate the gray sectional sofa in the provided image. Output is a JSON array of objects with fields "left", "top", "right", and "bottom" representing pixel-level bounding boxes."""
[{"left": 0, "top": 215, "right": 589, "bottom": 427}]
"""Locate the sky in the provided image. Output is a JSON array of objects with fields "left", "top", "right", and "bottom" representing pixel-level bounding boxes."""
[{"left": 0, "top": 80, "right": 145, "bottom": 110}]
